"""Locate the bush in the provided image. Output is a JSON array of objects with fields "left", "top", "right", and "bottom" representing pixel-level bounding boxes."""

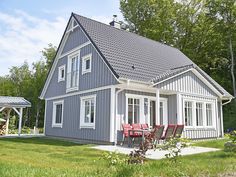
[
  {"left": 8, "top": 126, "right": 31, "bottom": 134},
  {"left": 100, "top": 151, "right": 127, "bottom": 166},
  {"left": 224, "top": 131, "right": 236, "bottom": 152},
  {"left": 157, "top": 137, "right": 189, "bottom": 163}
]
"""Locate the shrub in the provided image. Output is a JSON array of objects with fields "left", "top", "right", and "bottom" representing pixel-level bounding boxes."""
[
  {"left": 157, "top": 137, "right": 189, "bottom": 163},
  {"left": 224, "top": 131, "right": 236, "bottom": 152},
  {"left": 100, "top": 151, "right": 127, "bottom": 166}
]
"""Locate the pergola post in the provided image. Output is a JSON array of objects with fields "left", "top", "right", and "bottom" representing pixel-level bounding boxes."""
[
  {"left": 18, "top": 108, "right": 23, "bottom": 136},
  {"left": 156, "top": 89, "right": 160, "bottom": 125},
  {"left": 5, "top": 108, "right": 11, "bottom": 135}
]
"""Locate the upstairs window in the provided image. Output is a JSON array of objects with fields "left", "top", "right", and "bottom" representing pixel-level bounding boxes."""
[
  {"left": 58, "top": 65, "right": 65, "bottom": 82},
  {"left": 82, "top": 54, "right": 92, "bottom": 74},
  {"left": 52, "top": 100, "right": 64, "bottom": 128},
  {"left": 67, "top": 51, "right": 80, "bottom": 92}
]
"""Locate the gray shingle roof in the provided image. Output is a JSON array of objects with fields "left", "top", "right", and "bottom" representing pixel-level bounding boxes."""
[
  {"left": 73, "top": 13, "right": 232, "bottom": 98},
  {"left": 0, "top": 96, "right": 31, "bottom": 107}
]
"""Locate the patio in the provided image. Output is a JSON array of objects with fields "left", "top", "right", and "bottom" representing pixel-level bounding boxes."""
[{"left": 92, "top": 145, "right": 220, "bottom": 160}]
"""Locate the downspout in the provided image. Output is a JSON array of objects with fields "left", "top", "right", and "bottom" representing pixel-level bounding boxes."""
[
  {"left": 114, "top": 88, "right": 124, "bottom": 146},
  {"left": 221, "top": 97, "right": 233, "bottom": 137}
]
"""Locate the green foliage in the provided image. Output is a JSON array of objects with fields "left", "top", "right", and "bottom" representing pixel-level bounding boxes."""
[
  {"left": 0, "top": 138, "right": 235, "bottom": 177},
  {"left": 158, "top": 137, "right": 190, "bottom": 163},
  {"left": 0, "top": 44, "right": 57, "bottom": 128},
  {"left": 120, "top": 0, "right": 236, "bottom": 129},
  {"left": 228, "top": 131, "right": 236, "bottom": 143},
  {"left": 100, "top": 151, "right": 127, "bottom": 166},
  {"left": 224, "top": 131, "right": 236, "bottom": 152}
]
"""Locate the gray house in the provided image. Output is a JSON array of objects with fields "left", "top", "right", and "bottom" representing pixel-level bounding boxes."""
[{"left": 40, "top": 13, "right": 233, "bottom": 144}]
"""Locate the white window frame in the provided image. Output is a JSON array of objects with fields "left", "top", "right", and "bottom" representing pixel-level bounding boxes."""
[
  {"left": 52, "top": 100, "right": 64, "bottom": 128},
  {"left": 126, "top": 96, "right": 141, "bottom": 124},
  {"left": 66, "top": 51, "right": 80, "bottom": 93},
  {"left": 58, "top": 65, "right": 66, "bottom": 82},
  {"left": 82, "top": 54, "right": 92, "bottom": 74},
  {"left": 206, "top": 103, "right": 214, "bottom": 127},
  {"left": 80, "top": 95, "right": 96, "bottom": 129},
  {"left": 125, "top": 93, "right": 168, "bottom": 126},
  {"left": 183, "top": 97, "right": 216, "bottom": 129}
]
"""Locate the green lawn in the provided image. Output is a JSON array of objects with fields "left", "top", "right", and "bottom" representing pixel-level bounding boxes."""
[{"left": 0, "top": 137, "right": 235, "bottom": 177}]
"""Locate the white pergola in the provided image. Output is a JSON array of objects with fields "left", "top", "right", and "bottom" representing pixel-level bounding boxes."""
[{"left": 0, "top": 96, "right": 31, "bottom": 136}]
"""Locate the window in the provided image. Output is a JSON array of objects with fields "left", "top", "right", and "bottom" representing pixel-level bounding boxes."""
[
  {"left": 58, "top": 65, "right": 65, "bottom": 82},
  {"left": 67, "top": 52, "right": 80, "bottom": 92},
  {"left": 52, "top": 100, "right": 64, "bottom": 127},
  {"left": 196, "top": 102, "right": 203, "bottom": 126},
  {"left": 127, "top": 98, "right": 140, "bottom": 124},
  {"left": 184, "top": 101, "right": 193, "bottom": 126},
  {"left": 82, "top": 54, "right": 92, "bottom": 74},
  {"left": 206, "top": 103, "right": 213, "bottom": 126},
  {"left": 183, "top": 98, "right": 216, "bottom": 128},
  {"left": 80, "top": 95, "right": 96, "bottom": 129}
]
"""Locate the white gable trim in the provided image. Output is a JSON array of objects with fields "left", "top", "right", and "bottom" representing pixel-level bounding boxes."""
[
  {"left": 40, "top": 15, "right": 119, "bottom": 99},
  {"left": 153, "top": 68, "right": 223, "bottom": 98}
]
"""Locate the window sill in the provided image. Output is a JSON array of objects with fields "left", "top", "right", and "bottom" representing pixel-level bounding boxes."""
[
  {"left": 52, "top": 124, "right": 63, "bottom": 128},
  {"left": 80, "top": 125, "right": 95, "bottom": 129},
  {"left": 82, "top": 70, "right": 91, "bottom": 75},
  {"left": 66, "top": 87, "right": 79, "bottom": 93},
  {"left": 58, "top": 79, "right": 65, "bottom": 82}
]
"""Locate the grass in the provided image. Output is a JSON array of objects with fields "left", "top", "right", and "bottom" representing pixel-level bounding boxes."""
[{"left": 0, "top": 137, "right": 235, "bottom": 177}]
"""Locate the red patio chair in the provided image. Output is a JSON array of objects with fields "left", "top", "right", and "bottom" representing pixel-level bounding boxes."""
[
  {"left": 141, "top": 124, "right": 149, "bottom": 130},
  {"left": 154, "top": 125, "right": 165, "bottom": 143},
  {"left": 174, "top": 124, "right": 184, "bottom": 138},
  {"left": 121, "top": 124, "right": 141, "bottom": 146},
  {"left": 161, "top": 124, "right": 177, "bottom": 140}
]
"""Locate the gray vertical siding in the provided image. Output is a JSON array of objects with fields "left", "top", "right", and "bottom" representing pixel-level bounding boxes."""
[
  {"left": 45, "top": 89, "right": 111, "bottom": 142},
  {"left": 45, "top": 56, "right": 67, "bottom": 98},
  {"left": 44, "top": 44, "right": 118, "bottom": 99},
  {"left": 156, "top": 71, "right": 217, "bottom": 97},
  {"left": 62, "top": 27, "right": 89, "bottom": 54}
]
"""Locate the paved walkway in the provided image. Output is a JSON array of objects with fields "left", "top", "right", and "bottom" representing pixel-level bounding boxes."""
[{"left": 92, "top": 145, "right": 220, "bottom": 160}]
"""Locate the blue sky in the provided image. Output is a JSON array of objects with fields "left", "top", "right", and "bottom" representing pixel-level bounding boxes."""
[{"left": 0, "top": 0, "right": 122, "bottom": 76}]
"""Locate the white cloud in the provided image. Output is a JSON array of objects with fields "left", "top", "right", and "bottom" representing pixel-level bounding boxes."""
[
  {"left": 0, "top": 10, "right": 67, "bottom": 76},
  {"left": 0, "top": 10, "right": 117, "bottom": 76}
]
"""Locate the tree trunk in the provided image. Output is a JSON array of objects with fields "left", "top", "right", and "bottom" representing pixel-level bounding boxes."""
[
  {"left": 35, "top": 103, "right": 41, "bottom": 128},
  {"left": 229, "top": 35, "right": 236, "bottom": 97}
]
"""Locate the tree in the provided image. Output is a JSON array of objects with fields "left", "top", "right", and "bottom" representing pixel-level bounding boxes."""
[
  {"left": 120, "top": 0, "right": 236, "bottom": 129},
  {"left": 0, "top": 44, "right": 57, "bottom": 128}
]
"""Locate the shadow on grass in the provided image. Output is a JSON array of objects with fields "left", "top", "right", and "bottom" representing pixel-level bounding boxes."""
[{"left": 0, "top": 137, "right": 86, "bottom": 147}]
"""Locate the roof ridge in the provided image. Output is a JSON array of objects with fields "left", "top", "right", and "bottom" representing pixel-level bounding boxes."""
[{"left": 72, "top": 12, "right": 179, "bottom": 51}]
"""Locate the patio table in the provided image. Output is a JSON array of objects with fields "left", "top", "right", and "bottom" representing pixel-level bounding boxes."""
[{"left": 128, "top": 129, "right": 150, "bottom": 147}]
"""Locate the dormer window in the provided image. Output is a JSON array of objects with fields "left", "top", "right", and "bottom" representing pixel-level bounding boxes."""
[
  {"left": 82, "top": 54, "right": 92, "bottom": 74},
  {"left": 58, "top": 65, "right": 65, "bottom": 82}
]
